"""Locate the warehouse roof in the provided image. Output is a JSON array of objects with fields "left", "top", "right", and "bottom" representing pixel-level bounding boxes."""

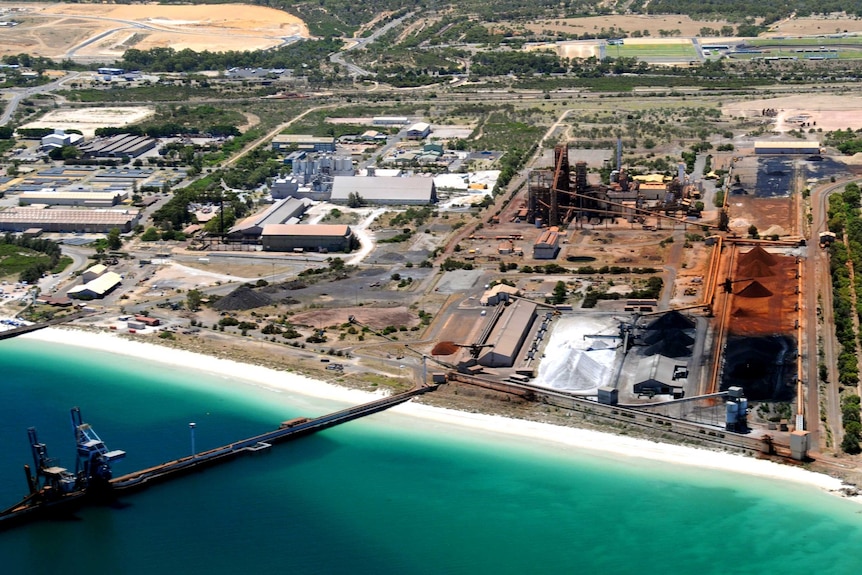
[
  {"left": 331, "top": 176, "right": 436, "bottom": 203},
  {"left": 229, "top": 197, "right": 310, "bottom": 235},
  {"left": 68, "top": 271, "right": 122, "bottom": 297},
  {"left": 272, "top": 134, "right": 335, "bottom": 145},
  {"left": 261, "top": 224, "right": 351, "bottom": 237},
  {"left": 754, "top": 140, "right": 819, "bottom": 149},
  {"left": 19, "top": 191, "right": 124, "bottom": 201},
  {"left": 84, "top": 263, "right": 107, "bottom": 276},
  {"left": 0, "top": 208, "right": 139, "bottom": 225}
]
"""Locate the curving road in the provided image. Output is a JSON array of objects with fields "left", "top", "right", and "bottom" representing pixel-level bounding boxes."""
[
  {"left": 330, "top": 12, "right": 414, "bottom": 77},
  {"left": 807, "top": 176, "right": 860, "bottom": 451},
  {"left": 0, "top": 72, "right": 82, "bottom": 126}
]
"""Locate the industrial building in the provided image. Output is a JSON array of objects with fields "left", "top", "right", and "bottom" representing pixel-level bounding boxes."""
[
  {"left": 477, "top": 299, "right": 538, "bottom": 367},
  {"left": 270, "top": 152, "right": 355, "bottom": 201},
  {"left": 754, "top": 141, "right": 820, "bottom": 155},
  {"left": 633, "top": 354, "right": 687, "bottom": 398},
  {"left": 0, "top": 207, "right": 140, "bottom": 233},
  {"left": 271, "top": 134, "right": 336, "bottom": 152},
  {"left": 533, "top": 227, "right": 562, "bottom": 259},
  {"left": 373, "top": 116, "right": 409, "bottom": 126},
  {"left": 228, "top": 197, "right": 311, "bottom": 241},
  {"left": 67, "top": 271, "right": 122, "bottom": 299},
  {"left": 18, "top": 190, "right": 126, "bottom": 207},
  {"left": 261, "top": 224, "right": 354, "bottom": 253},
  {"left": 528, "top": 146, "right": 697, "bottom": 227},
  {"left": 480, "top": 284, "right": 520, "bottom": 306},
  {"left": 81, "top": 263, "right": 107, "bottom": 283},
  {"left": 78, "top": 134, "right": 157, "bottom": 159},
  {"left": 406, "top": 122, "right": 431, "bottom": 140},
  {"left": 40, "top": 129, "right": 84, "bottom": 150},
  {"left": 330, "top": 176, "right": 437, "bottom": 205}
]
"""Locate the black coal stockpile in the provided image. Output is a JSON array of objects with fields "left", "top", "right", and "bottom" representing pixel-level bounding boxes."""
[
  {"left": 212, "top": 285, "right": 273, "bottom": 311},
  {"left": 639, "top": 311, "right": 696, "bottom": 358},
  {"left": 721, "top": 335, "right": 796, "bottom": 401}
]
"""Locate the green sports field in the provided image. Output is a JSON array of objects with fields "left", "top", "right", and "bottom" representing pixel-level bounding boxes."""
[{"left": 610, "top": 42, "right": 698, "bottom": 58}]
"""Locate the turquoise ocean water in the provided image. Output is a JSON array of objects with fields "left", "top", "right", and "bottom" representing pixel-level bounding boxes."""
[{"left": 1, "top": 336, "right": 862, "bottom": 574}]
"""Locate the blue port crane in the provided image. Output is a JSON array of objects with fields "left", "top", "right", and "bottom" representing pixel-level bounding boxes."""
[{"left": 71, "top": 407, "right": 126, "bottom": 487}]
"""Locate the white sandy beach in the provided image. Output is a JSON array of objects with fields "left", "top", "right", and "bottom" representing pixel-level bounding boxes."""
[{"left": 23, "top": 327, "right": 854, "bottom": 498}]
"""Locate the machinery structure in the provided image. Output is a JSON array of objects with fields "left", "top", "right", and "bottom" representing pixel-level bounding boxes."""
[
  {"left": 1, "top": 408, "right": 126, "bottom": 525},
  {"left": 527, "top": 145, "right": 711, "bottom": 229}
]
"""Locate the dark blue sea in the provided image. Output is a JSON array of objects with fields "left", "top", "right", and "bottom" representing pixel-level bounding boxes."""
[{"left": 1, "top": 335, "right": 862, "bottom": 574}]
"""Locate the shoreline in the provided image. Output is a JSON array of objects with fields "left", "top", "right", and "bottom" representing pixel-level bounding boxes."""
[{"left": 21, "top": 327, "right": 859, "bottom": 500}]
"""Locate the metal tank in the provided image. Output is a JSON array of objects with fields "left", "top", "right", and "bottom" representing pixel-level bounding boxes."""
[{"left": 725, "top": 401, "right": 739, "bottom": 431}]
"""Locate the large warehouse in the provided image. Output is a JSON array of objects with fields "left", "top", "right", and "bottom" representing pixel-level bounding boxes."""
[
  {"left": 754, "top": 141, "right": 820, "bottom": 155},
  {"left": 271, "top": 134, "right": 336, "bottom": 152},
  {"left": 78, "top": 134, "right": 157, "bottom": 158},
  {"left": 227, "top": 197, "right": 311, "bottom": 241},
  {"left": 261, "top": 224, "right": 354, "bottom": 253},
  {"left": 0, "top": 207, "right": 140, "bottom": 232},
  {"left": 18, "top": 190, "right": 127, "bottom": 207},
  {"left": 330, "top": 176, "right": 437, "bottom": 205},
  {"left": 478, "top": 299, "right": 538, "bottom": 367},
  {"left": 67, "top": 271, "right": 122, "bottom": 299}
]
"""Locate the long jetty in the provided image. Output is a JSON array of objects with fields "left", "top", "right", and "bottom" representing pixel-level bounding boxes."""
[
  {"left": 0, "top": 311, "right": 93, "bottom": 341},
  {"left": 0, "top": 385, "right": 437, "bottom": 529},
  {"left": 114, "top": 385, "right": 436, "bottom": 492}
]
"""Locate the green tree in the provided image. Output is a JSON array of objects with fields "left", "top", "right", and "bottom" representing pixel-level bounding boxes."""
[
  {"left": 747, "top": 225, "right": 759, "bottom": 239},
  {"left": 141, "top": 227, "right": 160, "bottom": 241},
  {"left": 186, "top": 289, "right": 203, "bottom": 311},
  {"left": 552, "top": 280, "right": 567, "bottom": 305},
  {"left": 107, "top": 228, "right": 122, "bottom": 251}
]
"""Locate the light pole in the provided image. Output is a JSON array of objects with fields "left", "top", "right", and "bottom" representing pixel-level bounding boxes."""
[{"left": 189, "top": 422, "right": 196, "bottom": 458}]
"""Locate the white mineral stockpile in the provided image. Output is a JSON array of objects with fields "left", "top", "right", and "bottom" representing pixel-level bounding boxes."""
[{"left": 535, "top": 316, "right": 620, "bottom": 392}]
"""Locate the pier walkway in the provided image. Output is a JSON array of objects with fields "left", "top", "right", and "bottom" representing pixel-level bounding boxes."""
[
  {"left": 0, "top": 311, "right": 93, "bottom": 341},
  {"left": 111, "top": 385, "right": 436, "bottom": 493}
]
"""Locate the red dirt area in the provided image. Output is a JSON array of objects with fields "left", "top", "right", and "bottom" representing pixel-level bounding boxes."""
[
  {"left": 727, "top": 246, "right": 799, "bottom": 336},
  {"left": 431, "top": 341, "right": 461, "bottom": 356}
]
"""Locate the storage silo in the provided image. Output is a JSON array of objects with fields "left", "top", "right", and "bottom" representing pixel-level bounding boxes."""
[{"left": 725, "top": 401, "right": 739, "bottom": 432}]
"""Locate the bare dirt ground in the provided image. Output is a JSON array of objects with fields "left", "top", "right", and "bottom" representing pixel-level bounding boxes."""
[
  {"left": 290, "top": 306, "right": 417, "bottom": 330},
  {"left": 520, "top": 15, "right": 735, "bottom": 37},
  {"left": 727, "top": 196, "right": 796, "bottom": 237},
  {"left": 0, "top": 3, "right": 309, "bottom": 59},
  {"left": 19, "top": 106, "right": 155, "bottom": 137},
  {"left": 764, "top": 15, "right": 862, "bottom": 37},
  {"left": 723, "top": 94, "right": 862, "bottom": 132}
]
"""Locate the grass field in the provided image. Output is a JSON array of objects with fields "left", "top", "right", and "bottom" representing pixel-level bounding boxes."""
[
  {"left": 751, "top": 37, "right": 862, "bottom": 47},
  {"left": 612, "top": 42, "right": 698, "bottom": 58},
  {"left": 0, "top": 245, "right": 51, "bottom": 277}
]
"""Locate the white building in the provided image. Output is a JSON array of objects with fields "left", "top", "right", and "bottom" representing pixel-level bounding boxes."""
[
  {"left": 330, "top": 176, "right": 437, "bottom": 205},
  {"left": 406, "top": 122, "right": 432, "bottom": 139},
  {"left": 40, "top": 129, "right": 84, "bottom": 150}
]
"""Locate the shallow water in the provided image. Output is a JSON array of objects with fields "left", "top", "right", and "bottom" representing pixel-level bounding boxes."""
[{"left": 1, "top": 338, "right": 861, "bottom": 574}]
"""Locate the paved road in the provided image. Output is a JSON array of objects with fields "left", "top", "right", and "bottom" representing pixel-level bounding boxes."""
[
  {"left": 330, "top": 12, "right": 414, "bottom": 77},
  {"left": 223, "top": 104, "right": 338, "bottom": 168},
  {"left": 807, "top": 176, "right": 859, "bottom": 450},
  {"left": 0, "top": 72, "right": 82, "bottom": 126}
]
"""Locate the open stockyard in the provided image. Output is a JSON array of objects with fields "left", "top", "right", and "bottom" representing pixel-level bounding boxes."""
[
  {"left": 0, "top": 3, "right": 309, "bottom": 60},
  {"left": 19, "top": 106, "right": 155, "bottom": 138},
  {"left": 722, "top": 94, "right": 862, "bottom": 133}
]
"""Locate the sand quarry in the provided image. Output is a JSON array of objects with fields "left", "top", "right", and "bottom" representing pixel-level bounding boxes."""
[{"left": 0, "top": 3, "right": 309, "bottom": 60}]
